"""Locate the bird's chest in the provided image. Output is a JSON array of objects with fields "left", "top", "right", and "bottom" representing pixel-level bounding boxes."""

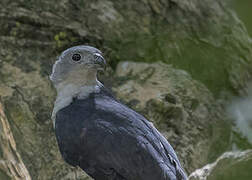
[
  {"left": 55, "top": 113, "right": 89, "bottom": 148},
  {"left": 55, "top": 114, "right": 90, "bottom": 161},
  {"left": 54, "top": 111, "right": 105, "bottom": 164}
]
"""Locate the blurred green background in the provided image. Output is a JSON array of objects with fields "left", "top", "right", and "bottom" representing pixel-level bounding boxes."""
[{"left": 233, "top": 0, "right": 252, "bottom": 36}]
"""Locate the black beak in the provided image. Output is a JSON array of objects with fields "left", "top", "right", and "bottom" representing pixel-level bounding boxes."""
[{"left": 94, "top": 53, "right": 106, "bottom": 70}]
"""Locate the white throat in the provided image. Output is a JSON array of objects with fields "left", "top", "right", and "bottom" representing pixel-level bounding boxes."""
[{"left": 51, "top": 79, "right": 101, "bottom": 128}]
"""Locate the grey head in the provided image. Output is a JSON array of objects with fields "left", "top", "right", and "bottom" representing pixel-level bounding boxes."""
[
  {"left": 50, "top": 45, "right": 106, "bottom": 127},
  {"left": 50, "top": 45, "right": 106, "bottom": 87}
]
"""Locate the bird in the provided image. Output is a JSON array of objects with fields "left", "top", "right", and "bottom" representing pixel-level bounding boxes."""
[{"left": 50, "top": 45, "right": 188, "bottom": 180}]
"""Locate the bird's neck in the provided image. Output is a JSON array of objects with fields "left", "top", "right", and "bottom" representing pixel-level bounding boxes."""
[
  {"left": 52, "top": 72, "right": 101, "bottom": 127},
  {"left": 55, "top": 69, "right": 99, "bottom": 98}
]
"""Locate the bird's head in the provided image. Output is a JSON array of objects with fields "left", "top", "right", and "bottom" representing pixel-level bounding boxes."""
[{"left": 50, "top": 45, "right": 106, "bottom": 88}]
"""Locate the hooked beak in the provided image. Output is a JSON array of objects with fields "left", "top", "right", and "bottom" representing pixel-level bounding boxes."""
[{"left": 93, "top": 53, "right": 106, "bottom": 70}]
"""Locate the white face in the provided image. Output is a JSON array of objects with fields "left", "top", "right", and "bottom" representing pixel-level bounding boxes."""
[{"left": 50, "top": 45, "right": 105, "bottom": 85}]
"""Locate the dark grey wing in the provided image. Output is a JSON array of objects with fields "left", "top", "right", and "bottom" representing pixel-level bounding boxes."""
[
  {"left": 55, "top": 94, "right": 187, "bottom": 180},
  {"left": 141, "top": 121, "right": 188, "bottom": 180},
  {"left": 78, "top": 96, "right": 187, "bottom": 180}
]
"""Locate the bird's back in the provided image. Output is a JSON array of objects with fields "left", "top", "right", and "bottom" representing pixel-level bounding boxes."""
[{"left": 55, "top": 88, "right": 187, "bottom": 180}]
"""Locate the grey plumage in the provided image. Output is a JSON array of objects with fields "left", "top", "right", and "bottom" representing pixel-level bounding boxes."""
[{"left": 50, "top": 45, "right": 187, "bottom": 180}]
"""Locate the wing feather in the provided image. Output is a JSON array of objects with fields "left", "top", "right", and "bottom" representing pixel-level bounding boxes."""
[{"left": 55, "top": 94, "right": 187, "bottom": 180}]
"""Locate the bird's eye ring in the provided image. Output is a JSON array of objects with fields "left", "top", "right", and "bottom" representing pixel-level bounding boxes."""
[{"left": 72, "top": 53, "right": 82, "bottom": 61}]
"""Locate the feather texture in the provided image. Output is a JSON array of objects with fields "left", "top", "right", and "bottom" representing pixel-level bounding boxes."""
[{"left": 55, "top": 87, "right": 187, "bottom": 180}]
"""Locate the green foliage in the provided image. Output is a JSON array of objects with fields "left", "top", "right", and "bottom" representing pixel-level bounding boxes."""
[
  {"left": 232, "top": 130, "right": 252, "bottom": 150},
  {"left": 54, "top": 31, "right": 77, "bottom": 49},
  {"left": 9, "top": 21, "right": 21, "bottom": 37},
  {"left": 208, "top": 151, "right": 252, "bottom": 180},
  {"left": 233, "top": 0, "right": 252, "bottom": 36},
  {"left": 207, "top": 119, "right": 232, "bottom": 162}
]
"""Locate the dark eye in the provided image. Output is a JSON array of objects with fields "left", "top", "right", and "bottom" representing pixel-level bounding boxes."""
[
  {"left": 94, "top": 54, "right": 100, "bottom": 60},
  {"left": 72, "top": 53, "right": 81, "bottom": 61}
]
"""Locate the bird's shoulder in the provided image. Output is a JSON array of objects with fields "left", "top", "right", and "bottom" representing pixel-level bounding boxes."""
[{"left": 56, "top": 87, "right": 140, "bottom": 125}]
